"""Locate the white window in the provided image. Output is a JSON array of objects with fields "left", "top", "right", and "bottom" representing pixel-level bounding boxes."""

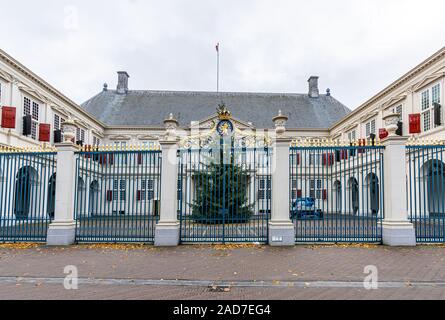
[
  {"left": 309, "top": 179, "right": 323, "bottom": 199},
  {"left": 113, "top": 179, "right": 126, "bottom": 202},
  {"left": 93, "top": 136, "right": 101, "bottom": 146},
  {"left": 420, "top": 83, "right": 441, "bottom": 131},
  {"left": 432, "top": 84, "right": 442, "bottom": 127},
  {"left": 365, "top": 119, "right": 376, "bottom": 137},
  {"left": 421, "top": 90, "right": 430, "bottom": 110},
  {"left": 423, "top": 111, "right": 431, "bottom": 132},
  {"left": 76, "top": 128, "right": 85, "bottom": 142},
  {"left": 393, "top": 105, "right": 403, "bottom": 122},
  {"left": 258, "top": 177, "right": 271, "bottom": 200},
  {"left": 347, "top": 130, "right": 356, "bottom": 142},
  {"left": 141, "top": 179, "right": 155, "bottom": 201},
  {"left": 23, "top": 96, "right": 40, "bottom": 140}
]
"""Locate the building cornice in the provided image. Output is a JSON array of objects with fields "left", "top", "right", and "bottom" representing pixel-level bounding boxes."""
[
  {"left": 329, "top": 46, "right": 445, "bottom": 131},
  {"left": 0, "top": 48, "right": 106, "bottom": 129}
]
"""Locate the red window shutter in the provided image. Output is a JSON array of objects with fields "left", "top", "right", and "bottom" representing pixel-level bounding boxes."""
[
  {"left": 409, "top": 113, "right": 421, "bottom": 134},
  {"left": 341, "top": 149, "right": 348, "bottom": 160},
  {"left": 98, "top": 154, "right": 105, "bottom": 165},
  {"left": 38, "top": 124, "right": 51, "bottom": 142},
  {"left": 1, "top": 106, "right": 16, "bottom": 129},
  {"left": 322, "top": 189, "right": 327, "bottom": 200},
  {"left": 323, "top": 153, "right": 334, "bottom": 166},
  {"left": 137, "top": 154, "right": 143, "bottom": 165},
  {"left": 109, "top": 154, "right": 114, "bottom": 165},
  {"left": 137, "top": 190, "right": 142, "bottom": 201},
  {"left": 358, "top": 139, "right": 366, "bottom": 154},
  {"left": 84, "top": 145, "right": 92, "bottom": 158},
  {"left": 296, "top": 153, "right": 300, "bottom": 166},
  {"left": 379, "top": 128, "right": 388, "bottom": 140},
  {"left": 106, "top": 190, "right": 113, "bottom": 202},
  {"left": 297, "top": 190, "right": 302, "bottom": 198}
]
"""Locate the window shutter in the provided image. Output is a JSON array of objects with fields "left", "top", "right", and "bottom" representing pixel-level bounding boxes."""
[
  {"left": 322, "top": 189, "right": 327, "bottom": 200},
  {"left": 358, "top": 139, "right": 366, "bottom": 154},
  {"left": 137, "top": 190, "right": 142, "bottom": 201},
  {"left": 434, "top": 103, "right": 442, "bottom": 126},
  {"left": 1, "top": 106, "right": 16, "bottom": 129},
  {"left": 54, "top": 130, "right": 63, "bottom": 143},
  {"left": 335, "top": 150, "right": 341, "bottom": 162},
  {"left": 349, "top": 143, "right": 356, "bottom": 157},
  {"left": 23, "top": 115, "right": 32, "bottom": 136},
  {"left": 84, "top": 145, "right": 92, "bottom": 158},
  {"left": 396, "top": 121, "right": 403, "bottom": 136},
  {"left": 106, "top": 190, "right": 113, "bottom": 202},
  {"left": 38, "top": 124, "right": 51, "bottom": 142},
  {"left": 297, "top": 189, "right": 302, "bottom": 198},
  {"left": 341, "top": 149, "right": 348, "bottom": 160},
  {"left": 109, "top": 154, "right": 114, "bottom": 165},
  {"left": 296, "top": 153, "right": 300, "bottom": 166},
  {"left": 409, "top": 113, "right": 421, "bottom": 134},
  {"left": 323, "top": 153, "right": 334, "bottom": 166},
  {"left": 379, "top": 128, "right": 388, "bottom": 140},
  {"left": 137, "top": 154, "right": 143, "bottom": 165}
]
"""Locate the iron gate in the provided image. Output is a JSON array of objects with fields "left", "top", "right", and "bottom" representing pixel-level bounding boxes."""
[
  {"left": 0, "top": 149, "right": 56, "bottom": 242},
  {"left": 178, "top": 143, "right": 271, "bottom": 243},
  {"left": 407, "top": 143, "right": 445, "bottom": 242},
  {"left": 290, "top": 141, "right": 385, "bottom": 243},
  {"left": 74, "top": 146, "right": 161, "bottom": 243}
]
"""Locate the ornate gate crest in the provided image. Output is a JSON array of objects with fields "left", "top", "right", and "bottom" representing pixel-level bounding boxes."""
[{"left": 179, "top": 103, "right": 272, "bottom": 149}]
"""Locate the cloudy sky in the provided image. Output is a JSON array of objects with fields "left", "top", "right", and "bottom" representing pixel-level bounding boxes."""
[{"left": 1, "top": 0, "right": 444, "bottom": 109}]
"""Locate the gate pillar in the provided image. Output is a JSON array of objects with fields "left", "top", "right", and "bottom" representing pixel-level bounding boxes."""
[
  {"left": 155, "top": 139, "right": 180, "bottom": 246},
  {"left": 269, "top": 136, "right": 295, "bottom": 246},
  {"left": 47, "top": 124, "right": 78, "bottom": 246},
  {"left": 381, "top": 129, "right": 416, "bottom": 246}
]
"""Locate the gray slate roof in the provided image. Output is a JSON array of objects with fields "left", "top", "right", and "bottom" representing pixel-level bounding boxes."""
[{"left": 81, "top": 90, "right": 351, "bottom": 129}]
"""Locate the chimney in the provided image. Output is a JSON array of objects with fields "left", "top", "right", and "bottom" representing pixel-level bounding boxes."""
[
  {"left": 308, "top": 76, "right": 319, "bottom": 98},
  {"left": 117, "top": 71, "right": 129, "bottom": 94}
]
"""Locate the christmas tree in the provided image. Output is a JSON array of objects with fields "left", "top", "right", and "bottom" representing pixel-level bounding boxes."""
[{"left": 190, "top": 149, "right": 254, "bottom": 224}]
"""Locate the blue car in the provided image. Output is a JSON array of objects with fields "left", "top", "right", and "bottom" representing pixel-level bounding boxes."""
[{"left": 291, "top": 197, "right": 323, "bottom": 219}]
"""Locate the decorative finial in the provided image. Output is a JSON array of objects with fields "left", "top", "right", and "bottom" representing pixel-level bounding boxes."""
[
  {"left": 272, "top": 110, "right": 289, "bottom": 136},
  {"left": 217, "top": 102, "right": 232, "bottom": 120},
  {"left": 103, "top": 83, "right": 108, "bottom": 91},
  {"left": 326, "top": 88, "right": 331, "bottom": 96}
]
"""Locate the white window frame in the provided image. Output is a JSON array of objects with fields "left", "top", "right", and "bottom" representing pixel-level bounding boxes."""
[
  {"left": 23, "top": 96, "right": 40, "bottom": 140},
  {"left": 347, "top": 130, "right": 356, "bottom": 142},
  {"left": 140, "top": 179, "right": 155, "bottom": 201},
  {"left": 420, "top": 83, "right": 441, "bottom": 132},
  {"left": 258, "top": 177, "right": 271, "bottom": 200},
  {"left": 365, "top": 119, "right": 376, "bottom": 138},
  {"left": 309, "top": 179, "right": 323, "bottom": 200}
]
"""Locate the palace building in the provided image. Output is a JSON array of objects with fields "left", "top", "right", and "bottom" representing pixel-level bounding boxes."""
[
  {"left": 0, "top": 47, "right": 444, "bottom": 245},
  {"left": 0, "top": 47, "right": 443, "bottom": 149}
]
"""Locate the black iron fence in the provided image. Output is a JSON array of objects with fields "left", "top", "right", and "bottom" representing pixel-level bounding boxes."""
[
  {"left": 290, "top": 140, "right": 385, "bottom": 243},
  {"left": 0, "top": 147, "right": 57, "bottom": 242},
  {"left": 74, "top": 145, "right": 162, "bottom": 243}
]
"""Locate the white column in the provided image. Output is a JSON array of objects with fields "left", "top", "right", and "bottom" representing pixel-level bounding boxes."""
[
  {"left": 269, "top": 136, "right": 295, "bottom": 246},
  {"left": 381, "top": 135, "right": 416, "bottom": 246},
  {"left": 155, "top": 139, "right": 180, "bottom": 246},
  {"left": 47, "top": 142, "right": 77, "bottom": 245}
]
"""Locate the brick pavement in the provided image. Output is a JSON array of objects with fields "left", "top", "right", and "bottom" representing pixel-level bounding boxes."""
[{"left": 0, "top": 244, "right": 445, "bottom": 299}]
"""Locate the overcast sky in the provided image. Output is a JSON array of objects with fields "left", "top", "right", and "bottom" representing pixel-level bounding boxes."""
[{"left": 1, "top": 0, "right": 444, "bottom": 110}]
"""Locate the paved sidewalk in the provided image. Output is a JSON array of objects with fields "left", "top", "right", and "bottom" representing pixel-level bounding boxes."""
[{"left": 1, "top": 244, "right": 445, "bottom": 299}]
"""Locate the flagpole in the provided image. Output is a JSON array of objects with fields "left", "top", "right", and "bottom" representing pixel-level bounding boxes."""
[{"left": 216, "top": 43, "right": 220, "bottom": 93}]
